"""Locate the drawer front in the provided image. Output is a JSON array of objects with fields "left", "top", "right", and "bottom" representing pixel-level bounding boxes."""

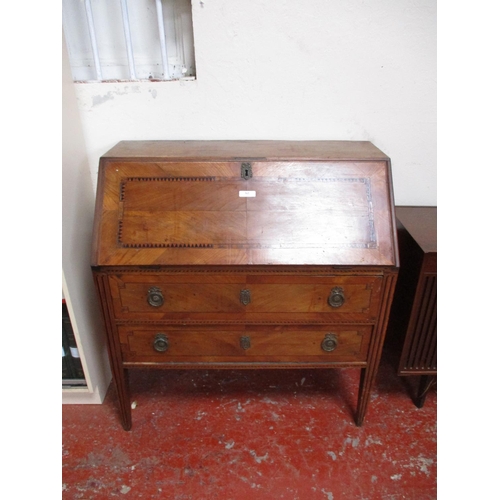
[
  {"left": 108, "top": 274, "right": 382, "bottom": 322},
  {"left": 118, "top": 324, "right": 372, "bottom": 363}
]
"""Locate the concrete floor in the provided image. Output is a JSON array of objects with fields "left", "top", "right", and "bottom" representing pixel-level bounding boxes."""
[{"left": 62, "top": 348, "right": 436, "bottom": 499}]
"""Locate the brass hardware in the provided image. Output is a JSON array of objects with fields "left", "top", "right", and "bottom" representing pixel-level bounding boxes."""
[
  {"left": 240, "top": 336, "right": 251, "bottom": 350},
  {"left": 153, "top": 333, "right": 169, "bottom": 352},
  {"left": 321, "top": 333, "right": 338, "bottom": 352},
  {"left": 147, "top": 287, "right": 164, "bottom": 307},
  {"left": 241, "top": 162, "right": 252, "bottom": 180},
  {"left": 240, "top": 289, "right": 251, "bottom": 305},
  {"left": 328, "top": 287, "right": 345, "bottom": 308}
]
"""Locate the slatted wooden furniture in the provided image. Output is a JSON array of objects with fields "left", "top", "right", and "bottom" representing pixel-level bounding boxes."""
[
  {"left": 91, "top": 140, "right": 399, "bottom": 430},
  {"left": 386, "top": 206, "right": 437, "bottom": 407}
]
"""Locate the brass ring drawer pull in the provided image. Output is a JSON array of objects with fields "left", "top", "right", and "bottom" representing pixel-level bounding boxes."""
[
  {"left": 328, "top": 287, "right": 345, "bottom": 308},
  {"left": 321, "top": 333, "right": 338, "bottom": 352},
  {"left": 153, "top": 333, "right": 169, "bottom": 352},
  {"left": 147, "top": 287, "right": 164, "bottom": 307}
]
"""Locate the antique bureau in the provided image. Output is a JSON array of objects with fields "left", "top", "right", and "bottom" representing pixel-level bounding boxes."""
[{"left": 91, "top": 140, "right": 399, "bottom": 430}]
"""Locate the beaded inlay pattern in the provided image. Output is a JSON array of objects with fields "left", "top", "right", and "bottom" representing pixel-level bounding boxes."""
[{"left": 117, "top": 175, "right": 376, "bottom": 250}]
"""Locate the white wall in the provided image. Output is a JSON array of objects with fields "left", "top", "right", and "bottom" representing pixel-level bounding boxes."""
[
  {"left": 70, "top": 0, "right": 436, "bottom": 206},
  {"left": 63, "top": 31, "right": 112, "bottom": 403}
]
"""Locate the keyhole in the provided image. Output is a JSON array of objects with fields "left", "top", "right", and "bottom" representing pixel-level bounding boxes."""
[{"left": 241, "top": 162, "right": 252, "bottom": 180}]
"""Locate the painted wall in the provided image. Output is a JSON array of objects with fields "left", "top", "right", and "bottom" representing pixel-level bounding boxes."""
[
  {"left": 71, "top": 0, "right": 436, "bottom": 206},
  {"left": 62, "top": 31, "right": 112, "bottom": 402}
]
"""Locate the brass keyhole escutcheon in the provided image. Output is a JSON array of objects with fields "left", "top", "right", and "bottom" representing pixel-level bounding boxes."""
[
  {"left": 240, "top": 289, "right": 251, "bottom": 305},
  {"left": 147, "top": 287, "right": 164, "bottom": 307},
  {"left": 241, "top": 162, "right": 252, "bottom": 180},
  {"left": 240, "top": 336, "right": 251, "bottom": 350},
  {"left": 328, "top": 287, "right": 345, "bottom": 308},
  {"left": 321, "top": 333, "right": 338, "bottom": 352},
  {"left": 153, "top": 333, "right": 169, "bottom": 352}
]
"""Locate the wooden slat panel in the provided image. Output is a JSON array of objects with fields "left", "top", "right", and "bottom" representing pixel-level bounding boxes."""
[{"left": 401, "top": 275, "right": 437, "bottom": 371}]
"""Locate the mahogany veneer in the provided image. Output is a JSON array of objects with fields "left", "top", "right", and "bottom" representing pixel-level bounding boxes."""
[{"left": 91, "top": 140, "right": 399, "bottom": 430}]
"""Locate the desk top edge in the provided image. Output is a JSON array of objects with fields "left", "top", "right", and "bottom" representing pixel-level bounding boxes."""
[{"left": 101, "top": 140, "right": 390, "bottom": 162}]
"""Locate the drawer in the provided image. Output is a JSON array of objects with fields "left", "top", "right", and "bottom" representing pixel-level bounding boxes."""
[
  {"left": 118, "top": 324, "right": 372, "bottom": 364},
  {"left": 108, "top": 273, "right": 383, "bottom": 322}
]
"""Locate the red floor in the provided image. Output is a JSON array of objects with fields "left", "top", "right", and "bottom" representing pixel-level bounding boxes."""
[{"left": 62, "top": 349, "right": 436, "bottom": 499}]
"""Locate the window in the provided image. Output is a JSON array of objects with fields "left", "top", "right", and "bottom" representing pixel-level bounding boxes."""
[{"left": 62, "top": 0, "right": 196, "bottom": 82}]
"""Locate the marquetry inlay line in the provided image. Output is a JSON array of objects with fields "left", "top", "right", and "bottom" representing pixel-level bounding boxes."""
[
  {"left": 126, "top": 176, "right": 217, "bottom": 182},
  {"left": 117, "top": 239, "right": 376, "bottom": 251},
  {"left": 119, "top": 176, "right": 216, "bottom": 201},
  {"left": 117, "top": 217, "right": 214, "bottom": 249},
  {"left": 100, "top": 267, "right": 384, "bottom": 275},
  {"left": 120, "top": 242, "right": 214, "bottom": 249},
  {"left": 364, "top": 178, "right": 376, "bottom": 245},
  {"left": 117, "top": 241, "right": 373, "bottom": 249},
  {"left": 117, "top": 175, "right": 377, "bottom": 250},
  {"left": 119, "top": 181, "right": 126, "bottom": 201},
  {"left": 288, "top": 177, "right": 368, "bottom": 183},
  {"left": 117, "top": 220, "right": 123, "bottom": 242},
  {"left": 115, "top": 319, "right": 375, "bottom": 326}
]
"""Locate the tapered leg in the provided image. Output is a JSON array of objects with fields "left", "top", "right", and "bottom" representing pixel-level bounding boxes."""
[
  {"left": 114, "top": 368, "right": 132, "bottom": 430},
  {"left": 355, "top": 272, "right": 398, "bottom": 426},
  {"left": 415, "top": 375, "right": 435, "bottom": 409},
  {"left": 355, "top": 367, "right": 374, "bottom": 426}
]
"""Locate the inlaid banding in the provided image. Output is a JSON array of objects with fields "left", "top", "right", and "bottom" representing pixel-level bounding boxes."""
[
  {"left": 126, "top": 176, "right": 216, "bottom": 182},
  {"left": 119, "top": 242, "right": 214, "bottom": 249}
]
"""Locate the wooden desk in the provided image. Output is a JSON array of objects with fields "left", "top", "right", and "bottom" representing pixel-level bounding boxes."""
[{"left": 91, "top": 140, "right": 399, "bottom": 430}]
